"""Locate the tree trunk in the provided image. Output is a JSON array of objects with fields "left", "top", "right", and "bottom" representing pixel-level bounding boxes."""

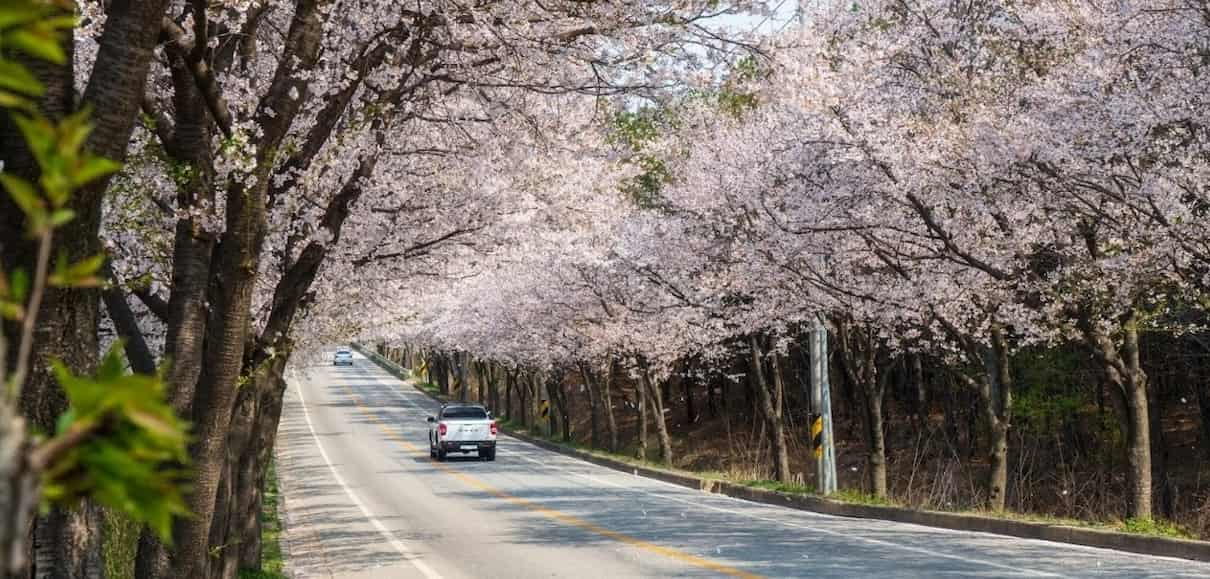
[
  {"left": 235, "top": 356, "right": 289, "bottom": 573},
  {"left": 1080, "top": 308, "right": 1152, "bottom": 520},
  {"left": 982, "top": 325, "right": 1013, "bottom": 512},
  {"left": 911, "top": 354, "right": 927, "bottom": 431},
  {"left": 0, "top": 4, "right": 172, "bottom": 570},
  {"left": 865, "top": 373, "right": 889, "bottom": 497},
  {"left": 505, "top": 370, "right": 514, "bottom": 422},
  {"left": 548, "top": 373, "right": 571, "bottom": 442},
  {"left": 456, "top": 352, "right": 468, "bottom": 402},
  {"left": 209, "top": 353, "right": 287, "bottom": 579},
  {"left": 580, "top": 365, "right": 601, "bottom": 449},
  {"left": 683, "top": 369, "right": 697, "bottom": 425},
  {"left": 1195, "top": 361, "right": 1210, "bottom": 458},
  {"left": 640, "top": 368, "right": 673, "bottom": 464},
  {"left": 749, "top": 337, "right": 791, "bottom": 484},
  {"left": 636, "top": 372, "right": 648, "bottom": 461},
  {"left": 601, "top": 359, "right": 619, "bottom": 453},
  {"left": 835, "top": 318, "right": 887, "bottom": 497}
]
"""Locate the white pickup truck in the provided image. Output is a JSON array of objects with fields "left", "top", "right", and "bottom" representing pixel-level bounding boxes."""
[{"left": 428, "top": 403, "right": 497, "bottom": 461}]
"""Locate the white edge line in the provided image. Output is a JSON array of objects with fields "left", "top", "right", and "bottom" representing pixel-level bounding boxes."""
[{"left": 290, "top": 366, "right": 444, "bottom": 579}]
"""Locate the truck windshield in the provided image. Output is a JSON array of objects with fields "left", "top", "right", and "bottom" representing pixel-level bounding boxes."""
[{"left": 442, "top": 407, "right": 488, "bottom": 420}]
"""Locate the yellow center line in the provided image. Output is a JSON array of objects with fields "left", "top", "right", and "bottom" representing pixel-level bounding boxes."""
[{"left": 335, "top": 381, "right": 762, "bottom": 579}]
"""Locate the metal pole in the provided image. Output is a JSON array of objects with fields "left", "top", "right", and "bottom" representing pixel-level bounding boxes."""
[{"left": 810, "top": 317, "right": 838, "bottom": 494}]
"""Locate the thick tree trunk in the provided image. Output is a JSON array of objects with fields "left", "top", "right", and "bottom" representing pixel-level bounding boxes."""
[
  {"left": 200, "top": 351, "right": 289, "bottom": 579},
  {"left": 749, "top": 337, "right": 791, "bottom": 484},
  {"left": 641, "top": 369, "right": 674, "bottom": 464},
  {"left": 1080, "top": 309, "right": 1152, "bottom": 520},
  {"left": 982, "top": 326, "right": 1013, "bottom": 512},
  {"left": 235, "top": 357, "right": 289, "bottom": 573},
  {"left": 3, "top": 1, "right": 170, "bottom": 570}
]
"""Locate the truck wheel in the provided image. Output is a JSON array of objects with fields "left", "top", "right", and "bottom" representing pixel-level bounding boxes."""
[
  {"left": 436, "top": 448, "right": 447, "bottom": 462},
  {"left": 484, "top": 449, "right": 496, "bottom": 461}
]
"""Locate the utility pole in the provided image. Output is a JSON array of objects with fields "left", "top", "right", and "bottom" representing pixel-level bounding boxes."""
[{"left": 809, "top": 316, "right": 837, "bottom": 494}]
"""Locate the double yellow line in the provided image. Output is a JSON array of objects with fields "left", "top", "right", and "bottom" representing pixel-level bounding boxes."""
[{"left": 336, "top": 380, "right": 762, "bottom": 579}]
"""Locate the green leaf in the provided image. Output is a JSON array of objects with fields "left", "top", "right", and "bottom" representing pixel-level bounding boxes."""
[
  {"left": 0, "top": 301, "right": 23, "bottom": 321},
  {"left": 12, "top": 114, "right": 53, "bottom": 170},
  {"left": 71, "top": 156, "right": 121, "bottom": 189},
  {"left": 0, "top": 173, "right": 44, "bottom": 218},
  {"left": 9, "top": 29, "right": 66, "bottom": 64},
  {"left": 10, "top": 269, "right": 29, "bottom": 302},
  {"left": 49, "top": 253, "right": 105, "bottom": 288},
  {"left": 41, "top": 343, "right": 192, "bottom": 542},
  {"left": 0, "top": 88, "right": 35, "bottom": 110},
  {"left": 0, "top": 2, "right": 51, "bottom": 29},
  {"left": 0, "top": 60, "right": 44, "bottom": 97},
  {"left": 48, "top": 208, "right": 75, "bottom": 227}
]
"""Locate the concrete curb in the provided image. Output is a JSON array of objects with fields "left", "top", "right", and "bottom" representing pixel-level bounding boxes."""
[{"left": 353, "top": 343, "right": 1210, "bottom": 563}]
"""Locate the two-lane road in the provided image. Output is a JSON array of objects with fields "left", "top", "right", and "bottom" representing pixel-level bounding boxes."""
[{"left": 274, "top": 353, "right": 1210, "bottom": 577}]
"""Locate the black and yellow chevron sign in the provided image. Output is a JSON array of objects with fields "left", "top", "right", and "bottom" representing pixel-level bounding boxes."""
[
  {"left": 811, "top": 414, "right": 824, "bottom": 459},
  {"left": 539, "top": 400, "right": 550, "bottom": 419}
]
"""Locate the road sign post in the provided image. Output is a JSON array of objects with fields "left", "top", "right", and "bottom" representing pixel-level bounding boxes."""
[{"left": 809, "top": 317, "right": 837, "bottom": 495}]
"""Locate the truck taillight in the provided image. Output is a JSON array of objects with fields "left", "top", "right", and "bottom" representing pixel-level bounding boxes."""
[
  {"left": 438, "top": 423, "right": 447, "bottom": 436},
  {"left": 490, "top": 421, "right": 498, "bottom": 436}
]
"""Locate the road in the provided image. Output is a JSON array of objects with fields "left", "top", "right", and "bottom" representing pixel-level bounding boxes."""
[{"left": 275, "top": 352, "right": 1210, "bottom": 578}]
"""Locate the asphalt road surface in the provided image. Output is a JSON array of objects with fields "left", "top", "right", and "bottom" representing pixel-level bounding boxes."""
[{"left": 275, "top": 352, "right": 1210, "bottom": 578}]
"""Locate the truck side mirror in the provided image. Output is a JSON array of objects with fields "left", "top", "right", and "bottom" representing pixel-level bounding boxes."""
[{"left": 426, "top": 416, "right": 435, "bottom": 423}]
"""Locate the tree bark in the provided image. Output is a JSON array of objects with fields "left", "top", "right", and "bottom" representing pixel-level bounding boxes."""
[
  {"left": 601, "top": 359, "right": 619, "bottom": 453},
  {"left": 3, "top": 1, "right": 170, "bottom": 574},
  {"left": 749, "top": 337, "right": 791, "bottom": 484},
  {"left": 636, "top": 370, "right": 648, "bottom": 461},
  {"left": 504, "top": 369, "right": 514, "bottom": 422},
  {"left": 982, "top": 325, "right": 1013, "bottom": 512},
  {"left": 682, "top": 363, "right": 697, "bottom": 425},
  {"left": 580, "top": 364, "right": 601, "bottom": 449},
  {"left": 548, "top": 372, "right": 571, "bottom": 441},
  {"left": 835, "top": 318, "right": 887, "bottom": 497},
  {"left": 640, "top": 367, "right": 674, "bottom": 464},
  {"left": 1079, "top": 308, "right": 1152, "bottom": 520}
]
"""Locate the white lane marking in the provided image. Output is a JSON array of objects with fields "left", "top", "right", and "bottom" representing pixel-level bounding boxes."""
[
  {"left": 357, "top": 367, "right": 1057, "bottom": 577},
  {"left": 291, "top": 368, "right": 444, "bottom": 579}
]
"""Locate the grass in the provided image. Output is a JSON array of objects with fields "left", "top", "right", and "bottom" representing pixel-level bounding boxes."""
[
  {"left": 238, "top": 459, "right": 286, "bottom": 579},
  {"left": 959, "top": 509, "right": 1194, "bottom": 539},
  {"left": 742, "top": 479, "right": 815, "bottom": 495},
  {"left": 1120, "top": 517, "right": 1196, "bottom": 540},
  {"left": 416, "top": 381, "right": 441, "bottom": 396},
  {"left": 830, "top": 488, "right": 901, "bottom": 507}
]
